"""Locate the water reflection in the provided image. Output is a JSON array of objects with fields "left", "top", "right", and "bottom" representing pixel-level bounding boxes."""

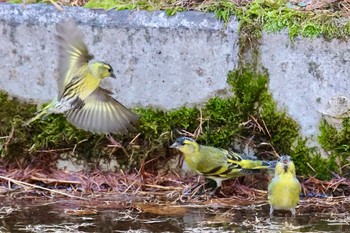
[{"left": 0, "top": 199, "right": 348, "bottom": 232}]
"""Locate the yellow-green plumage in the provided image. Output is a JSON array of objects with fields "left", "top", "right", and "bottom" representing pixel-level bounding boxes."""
[
  {"left": 170, "top": 137, "right": 275, "bottom": 188},
  {"left": 25, "top": 20, "right": 138, "bottom": 134},
  {"left": 268, "top": 155, "right": 301, "bottom": 216}
]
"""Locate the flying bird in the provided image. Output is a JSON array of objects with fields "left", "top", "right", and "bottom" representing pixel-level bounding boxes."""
[{"left": 25, "top": 20, "right": 138, "bottom": 134}]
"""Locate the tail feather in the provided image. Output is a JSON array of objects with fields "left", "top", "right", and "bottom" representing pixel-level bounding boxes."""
[
  {"left": 256, "top": 160, "right": 276, "bottom": 169},
  {"left": 214, "top": 167, "right": 262, "bottom": 179},
  {"left": 228, "top": 158, "right": 277, "bottom": 169},
  {"left": 266, "top": 160, "right": 278, "bottom": 169},
  {"left": 23, "top": 110, "right": 48, "bottom": 126},
  {"left": 23, "top": 101, "right": 56, "bottom": 126},
  {"left": 239, "top": 169, "right": 262, "bottom": 175}
]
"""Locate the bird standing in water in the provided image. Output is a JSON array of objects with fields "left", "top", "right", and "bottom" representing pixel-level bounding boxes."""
[
  {"left": 170, "top": 137, "right": 275, "bottom": 192},
  {"left": 25, "top": 20, "right": 138, "bottom": 134},
  {"left": 268, "top": 155, "right": 301, "bottom": 217}
]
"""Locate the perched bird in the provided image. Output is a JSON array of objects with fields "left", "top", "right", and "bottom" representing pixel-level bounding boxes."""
[
  {"left": 24, "top": 20, "right": 138, "bottom": 134},
  {"left": 268, "top": 155, "right": 301, "bottom": 217},
  {"left": 169, "top": 137, "right": 275, "bottom": 190}
]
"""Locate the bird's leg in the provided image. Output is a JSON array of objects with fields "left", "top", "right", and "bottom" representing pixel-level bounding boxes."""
[
  {"left": 205, "top": 179, "right": 221, "bottom": 197},
  {"left": 188, "top": 183, "right": 205, "bottom": 196},
  {"left": 185, "top": 177, "right": 207, "bottom": 196},
  {"left": 208, "top": 186, "right": 221, "bottom": 197},
  {"left": 106, "top": 133, "right": 123, "bottom": 148},
  {"left": 269, "top": 206, "right": 274, "bottom": 218},
  {"left": 290, "top": 208, "right": 296, "bottom": 217}
]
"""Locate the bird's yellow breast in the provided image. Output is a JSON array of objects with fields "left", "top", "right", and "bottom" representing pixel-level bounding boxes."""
[
  {"left": 268, "top": 174, "right": 300, "bottom": 210},
  {"left": 75, "top": 71, "right": 101, "bottom": 100}
]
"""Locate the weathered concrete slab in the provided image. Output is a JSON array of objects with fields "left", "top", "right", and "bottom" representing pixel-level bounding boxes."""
[
  {"left": 3, "top": 3, "right": 350, "bottom": 149},
  {"left": 260, "top": 32, "right": 350, "bottom": 146},
  {"left": 0, "top": 3, "right": 238, "bottom": 109}
]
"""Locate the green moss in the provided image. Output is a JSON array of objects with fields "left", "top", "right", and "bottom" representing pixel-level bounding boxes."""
[
  {"left": 211, "top": 0, "right": 350, "bottom": 40},
  {"left": 318, "top": 119, "right": 350, "bottom": 178},
  {"left": 0, "top": 92, "right": 126, "bottom": 163},
  {"left": 0, "top": 92, "right": 37, "bottom": 157},
  {"left": 84, "top": 0, "right": 350, "bottom": 40},
  {"left": 29, "top": 114, "right": 113, "bottom": 160},
  {"left": 84, "top": 0, "right": 180, "bottom": 11},
  {"left": 292, "top": 137, "right": 337, "bottom": 180},
  {"left": 199, "top": 68, "right": 270, "bottom": 148},
  {"left": 136, "top": 107, "right": 199, "bottom": 141}
]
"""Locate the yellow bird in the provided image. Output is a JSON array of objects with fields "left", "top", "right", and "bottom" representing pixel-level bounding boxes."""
[
  {"left": 268, "top": 155, "right": 301, "bottom": 217},
  {"left": 170, "top": 137, "right": 275, "bottom": 190},
  {"left": 25, "top": 20, "right": 138, "bottom": 134}
]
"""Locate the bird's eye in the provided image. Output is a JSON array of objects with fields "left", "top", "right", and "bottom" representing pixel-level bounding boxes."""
[
  {"left": 108, "top": 67, "right": 112, "bottom": 72},
  {"left": 183, "top": 140, "right": 192, "bottom": 145}
]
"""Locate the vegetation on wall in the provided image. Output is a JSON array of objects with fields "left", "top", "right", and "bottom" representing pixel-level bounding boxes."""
[
  {"left": 8, "top": 0, "right": 350, "bottom": 39},
  {"left": 84, "top": 0, "right": 350, "bottom": 39},
  {"left": 0, "top": 65, "right": 343, "bottom": 180},
  {"left": 318, "top": 119, "right": 350, "bottom": 178}
]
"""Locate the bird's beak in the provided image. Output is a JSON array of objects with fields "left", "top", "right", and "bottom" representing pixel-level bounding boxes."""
[
  {"left": 110, "top": 73, "right": 116, "bottom": 79},
  {"left": 169, "top": 142, "right": 179, "bottom": 149}
]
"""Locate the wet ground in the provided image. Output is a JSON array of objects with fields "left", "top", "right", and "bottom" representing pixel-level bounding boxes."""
[{"left": 0, "top": 196, "right": 349, "bottom": 232}]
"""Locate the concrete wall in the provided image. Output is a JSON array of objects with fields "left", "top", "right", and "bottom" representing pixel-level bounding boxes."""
[
  {"left": 0, "top": 3, "right": 238, "bottom": 109},
  {"left": 260, "top": 33, "right": 350, "bottom": 146},
  {"left": 1, "top": 3, "right": 350, "bottom": 148}
]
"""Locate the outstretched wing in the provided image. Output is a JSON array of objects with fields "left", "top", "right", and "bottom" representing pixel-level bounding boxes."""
[
  {"left": 64, "top": 87, "right": 139, "bottom": 134},
  {"left": 56, "top": 20, "right": 93, "bottom": 100}
]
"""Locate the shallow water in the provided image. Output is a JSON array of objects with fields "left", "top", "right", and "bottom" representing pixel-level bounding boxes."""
[{"left": 0, "top": 198, "right": 349, "bottom": 232}]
